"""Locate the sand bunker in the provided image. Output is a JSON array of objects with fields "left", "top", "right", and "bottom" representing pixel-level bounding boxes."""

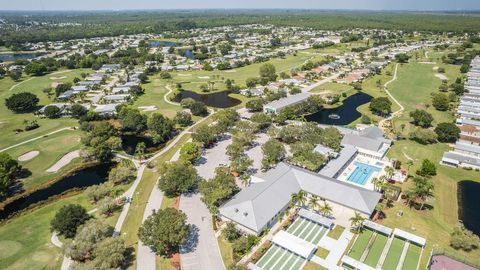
[
  {"left": 178, "top": 74, "right": 192, "bottom": 77},
  {"left": 47, "top": 150, "right": 80, "bottom": 173},
  {"left": 435, "top": 74, "right": 448, "bottom": 80},
  {"left": 138, "top": 105, "right": 158, "bottom": 112},
  {"left": 50, "top": 76, "right": 67, "bottom": 80},
  {"left": 198, "top": 76, "right": 210, "bottom": 79},
  {"left": 18, "top": 151, "right": 40, "bottom": 161},
  {"left": 224, "top": 70, "right": 237, "bottom": 73},
  {"left": 433, "top": 66, "right": 439, "bottom": 70}
]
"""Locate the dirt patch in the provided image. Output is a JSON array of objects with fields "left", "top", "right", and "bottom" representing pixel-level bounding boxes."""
[
  {"left": 138, "top": 105, "right": 158, "bottom": 112},
  {"left": 46, "top": 150, "right": 80, "bottom": 173},
  {"left": 18, "top": 150, "right": 40, "bottom": 161},
  {"left": 433, "top": 66, "right": 439, "bottom": 70},
  {"left": 435, "top": 73, "right": 448, "bottom": 80},
  {"left": 49, "top": 76, "right": 67, "bottom": 80}
]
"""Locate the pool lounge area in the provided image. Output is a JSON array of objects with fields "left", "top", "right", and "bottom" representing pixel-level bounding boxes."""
[{"left": 347, "top": 162, "right": 381, "bottom": 186}]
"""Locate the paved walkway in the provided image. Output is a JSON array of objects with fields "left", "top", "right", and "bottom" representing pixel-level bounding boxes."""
[
  {"left": 316, "top": 229, "right": 354, "bottom": 270},
  {"left": 164, "top": 85, "right": 180, "bottom": 106},
  {"left": 379, "top": 63, "right": 404, "bottom": 130}
]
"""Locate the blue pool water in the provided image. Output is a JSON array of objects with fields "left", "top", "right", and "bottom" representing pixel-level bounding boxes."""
[{"left": 347, "top": 162, "right": 381, "bottom": 185}]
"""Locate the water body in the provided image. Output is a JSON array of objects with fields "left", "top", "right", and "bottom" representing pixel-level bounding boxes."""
[
  {"left": 173, "top": 90, "right": 242, "bottom": 108},
  {"left": 149, "top": 40, "right": 177, "bottom": 48},
  {"left": 121, "top": 135, "right": 163, "bottom": 155},
  {"left": 305, "top": 92, "right": 373, "bottom": 125},
  {"left": 458, "top": 180, "right": 480, "bottom": 236},
  {"left": 184, "top": 49, "right": 195, "bottom": 59},
  {"left": 0, "top": 53, "right": 38, "bottom": 61},
  {"left": 0, "top": 163, "right": 114, "bottom": 220}
]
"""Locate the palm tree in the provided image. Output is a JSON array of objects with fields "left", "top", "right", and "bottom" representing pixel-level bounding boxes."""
[
  {"left": 384, "top": 166, "right": 394, "bottom": 180},
  {"left": 349, "top": 212, "right": 365, "bottom": 233},
  {"left": 291, "top": 190, "right": 307, "bottom": 208},
  {"left": 319, "top": 202, "right": 333, "bottom": 217},
  {"left": 240, "top": 175, "right": 250, "bottom": 187},
  {"left": 371, "top": 177, "right": 380, "bottom": 191},
  {"left": 308, "top": 195, "right": 320, "bottom": 212}
]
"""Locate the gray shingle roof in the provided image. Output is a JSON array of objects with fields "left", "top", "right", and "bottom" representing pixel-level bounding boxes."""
[
  {"left": 219, "top": 162, "right": 381, "bottom": 233},
  {"left": 264, "top": 92, "right": 311, "bottom": 111}
]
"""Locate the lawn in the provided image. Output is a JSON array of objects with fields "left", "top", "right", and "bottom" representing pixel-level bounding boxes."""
[
  {"left": 2, "top": 129, "right": 83, "bottom": 193},
  {"left": 401, "top": 244, "right": 422, "bottom": 270},
  {"left": 348, "top": 229, "right": 373, "bottom": 260},
  {"left": 327, "top": 225, "right": 345, "bottom": 240},
  {"left": 382, "top": 237, "right": 405, "bottom": 270},
  {"left": 121, "top": 134, "right": 191, "bottom": 270},
  {"left": 302, "top": 261, "right": 328, "bottom": 270},
  {"left": 217, "top": 235, "right": 234, "bottom": 267},
  {"left": 363, "top": 233, "right": 388, "bottom": 267},
  {"left": 314, "top": 247, "right": 329, "bottom": 259},
  {"left": 0, "top": 68, "right": 92, "bottom": 149}
]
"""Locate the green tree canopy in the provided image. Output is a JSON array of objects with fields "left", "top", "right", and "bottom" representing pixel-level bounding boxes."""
[
  {"left": 369, "top": 97, "right": 392, "bottom": 116},
  {"left": 0, "top": 153, "right": 22, "bottom": 200},
  {"left": 147, "top": 113, "right": 174, "bottom": 144},
  {"left": 434, "top": 122, "right": 460, "bottom": 143},
  {"left": 5, "top": 92, "right": 39, "bottom": 113},
  {"left": 158, "top": 160, "right": 198, "bottom": 197},
  {"left": 409, "top": 109, "right": 434, "bottom": 128},
  {"left": 50, "top": 204, "right": 91, "bottom": 238}
]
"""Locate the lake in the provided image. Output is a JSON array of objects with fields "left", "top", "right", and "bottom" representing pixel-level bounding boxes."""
[
  {"left": 458, "top": 180, "right": 480, "bottom": 236},
  {"left": 173, "top": 90, "right": 242, "bottom": 108},
  {"left": 0, "top": 163, "right": 114, "bottom": 220},
  {"left": 149, "top": 40, "right": 177, "bottom": 48},
  {"left": 121, "top": 134, "right": 164, "bottom": 155},
  {"left": 0, "top": 53, "right": 39, "bottom": 61},
  {"left": 305, "top": 92, "right": 373, "bottom": 125}
]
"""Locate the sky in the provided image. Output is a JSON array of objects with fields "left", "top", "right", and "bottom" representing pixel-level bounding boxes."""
[{"left": 1, "top": 0, "right": 479, "bottom": 11}]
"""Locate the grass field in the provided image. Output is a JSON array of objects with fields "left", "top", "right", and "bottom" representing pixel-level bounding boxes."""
[
  {"left": 348, "top": 229, "right": 373, "bottom": 260},
  {"left": 2, "top": 129, "right": 82, "bottom": 193},
  {"left": 402, "top": 244, "right": 422, "bottom": 270},
  {"left": 382, "top": 237, "right": 405, "bottom": 270},
  {"left": 217, "top": 235, "right": 234, "bottom": 268},
  {"left": 0, "top": 69, "right": 91, "bottom": 149},
  {"left": 327, "top": 225, "right": 345, "bottom": 240},
  {"left": 364, "top": 233, "right": 388, "bottom": 267}
]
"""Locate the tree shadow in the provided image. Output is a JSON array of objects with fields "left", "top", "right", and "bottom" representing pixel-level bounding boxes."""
[{"left": 180, "top": 224, "right": 199, "bottom": 254}]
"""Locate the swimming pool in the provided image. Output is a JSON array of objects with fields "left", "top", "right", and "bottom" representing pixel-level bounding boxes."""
[{"left": 347, "top": 162, "right": 381, "bottom": 185}]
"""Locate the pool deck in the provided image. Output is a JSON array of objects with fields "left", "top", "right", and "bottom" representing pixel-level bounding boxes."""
[{"left": 336, "top": 156, "right": 386, "bottom": 190}]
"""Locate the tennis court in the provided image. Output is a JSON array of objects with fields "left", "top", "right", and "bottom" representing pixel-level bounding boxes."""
[
  {"left": 382, "top": 237, "right": 405, "bottom": 270},
  {"left": 255, "top": 244, "right": 306, "bottom": 270},
  {"left": 286, "top": 217, "right": 328, "bottom": 245},
  {"left": 347, "top": 162, "right": 381, "bottom": 185}
]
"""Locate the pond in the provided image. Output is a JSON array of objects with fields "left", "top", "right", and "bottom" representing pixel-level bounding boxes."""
[
  {"left": 0, "top": 163, "right": 114, "bottom": 220},
  {"left": 0, "top": 53, "right": 39, "bottom": 61},
  {"left": 458, "top": 180, "right": 480, "bottom": 236},
  {"left": 121, "top": 135, "right": 164, "bottom": 155},
  {"left": 305, "top": 92, "right": 373, "bottom": 125},
  {"left": 149, "top": 40, "right": 177, "bottom": 48},
  {"left": 173, "top": 90, "right": 242, "bottom": 108}
]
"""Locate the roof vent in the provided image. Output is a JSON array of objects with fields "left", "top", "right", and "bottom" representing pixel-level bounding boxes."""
[
  {"left": 243, "top": 212, "right": 248, "bottom": 216},
  {"left": 234, "top": 208, "right": 239, "bottom": 213}
]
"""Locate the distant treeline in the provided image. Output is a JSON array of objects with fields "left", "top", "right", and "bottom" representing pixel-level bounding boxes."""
[{"left": 1, "top": 10, "right": 480, "bottom": 46}]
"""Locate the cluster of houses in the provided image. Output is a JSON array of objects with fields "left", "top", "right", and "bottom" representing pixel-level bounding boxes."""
[
  {"left": 219, "top": 125, "right": 393, "bottom": 235},
  {"left": 38, "top": 64, "right": 145, "bottom": 117},
  {"left": 441, "top": 56, "right": 480, "bottom": 169}
]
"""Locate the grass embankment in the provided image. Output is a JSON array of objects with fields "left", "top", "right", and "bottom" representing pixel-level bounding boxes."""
[
  {"left": 381, "top": 50, "right": 480, "bottom": 268},
  {"left": 122, "top": 134, "right": 191, "bottom": 270},
  {"left": 0, "top": 68, "right": 91, "bottom": 149}
]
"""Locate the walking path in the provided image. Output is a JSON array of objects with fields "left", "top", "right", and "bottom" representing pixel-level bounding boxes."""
[
  {"left": 0, "top": 127, "right": 74, "bottom": 153},
  {"left": 379, "top": 63, "right": 404, "bottom": 130},
  {"left": 164, "top": 85, "right": 181, "bottom": 106}
]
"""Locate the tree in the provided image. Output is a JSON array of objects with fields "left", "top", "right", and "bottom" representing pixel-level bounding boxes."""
[
  {"left": 349, "top": 212, "right": 365, "bottom": 233},
  {"left": 245, "top": 99, "right": 263, "bottom": 112},
  {"left": 85, "top": 183, "right": 112, "bottom": 203},
  {"left": 179, "top": 142, "right": 202, "bottom": 164},
  {"left": 230, "top": 155, "right": 253, "bottom": 175},
  {"left": 81, "top": 121, "right": 121, "bottom": 162},
  {"left": 50, "top": 204, "right": 90, "bottom": 238},
  {"left": 369, "top": 97, "right": 392, "bottom": 116},
  {"left": 409, "top": 109, "right": 433, "bottom": 128},
  {"left": 261, "top": 139, "right": 286, "bottom": 170},
  {"left": 108, "top": 161, "right": 136, "bottom": 185},
  {"left": 290, "top": 190, "right": 307, "bottom": 207},
  {"left": 180, "top": 98, "right": 196, "bottom": 108},
  {"left": 5, "top": 92, "right": 39, "bottom": 113},
  {"left": 118, "top": 107, "right": 147, "bottom": 133},
  {"left": 43, "top": 105, "right": 61, "bottom": 118},
  {"left": 55, "top": 82, "right": 72, "bottom": 97},
  {"left": 98, "top": 196, "right": 120, "bottom": 216},
  {"left": 250, "top": 112, "right": 272, "bottom": 130},
  {"left": 319, "top": 202, "right": 333, "bottom": 217},
  {"left": 395, "top": 53, "right": 410, "bottom": 63},
  {"left": 159, "top": 71, "right": 172, "bottom": 79},
  {"left": 289, "top": 142, "right": 325, "bottom": 171},
  {"left": 199, "top": 167, "right": 238, "bottom": 213},
  {"left": 409, "top": 128, "right": 438, "bottom": 144},
  {"left": 432, "top": 93, "right": 449, "bottom": 111},
  {"left": 70, "top": 104, "right": 87, "bottom": 119},
  {"left": 8, "top": 70, "right": 22, "bottom": 81},
  {"left": 192, "top": 123, "right": 216, "bottom": 146},
  {"left": 223, "top": 222, "right": 241, "bottom": 242},
  {"left": 308, "top": 195, "right": 320, "bottom": 211},
  {"left": 434, "top": 122, "right": 460, "bottom": 142},
  {"left": 148, "top": 113, "right": 174, "bottom": 143},
  {"left": 259, "top": 63, "right": 277, "bottom": 82},
  {"left": 245, "top": 77, "right": 257, "bottom": 88},
  {"left": 158, "top": 161, "right": 198, "bottom": 196},
  {"left": 0, "top": 153, "right": 22, "bottom": 199},
  {"left": 24, "top": 62, "right": 47, "bottom": 76},
  {"left": 408, "top": 177, "right": 435, "bottom": 210},
  {"left": 174, "top": 111, "right": 193, "bottom": 127},
  {"left": 138, "top": 208, "right": 190, "bottom": 256},
  {"left": 190, "top": 101, "right": 208, "bottom": 116},
  {"left": 417, "top": 159, "right": 436, "bottom": 177},
  {"left": 450, "top": 224, "right": 479, "bottom": 251},
  {"left": 64, "top": 219, "right": 114, "bottom": 261}
]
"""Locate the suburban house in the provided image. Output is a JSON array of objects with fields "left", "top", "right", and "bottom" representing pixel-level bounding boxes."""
[
  {"left": 340, "top": 126, "right": 392, "bottom": 160},
  {"left": 218, "top": 162, "right": 381, "bottom": 235},
  {"left": 263, "top": 92, "right": 312, "bottom": 114}
]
